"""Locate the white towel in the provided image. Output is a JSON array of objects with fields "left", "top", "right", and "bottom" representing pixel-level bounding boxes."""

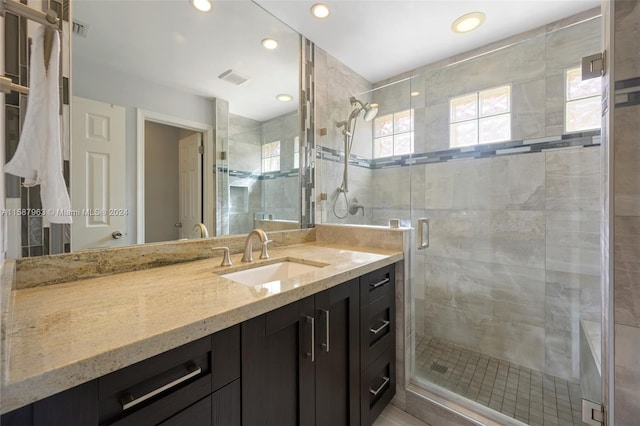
[{"left": 4, "top": 26, "right": 72, "bottom": 224}]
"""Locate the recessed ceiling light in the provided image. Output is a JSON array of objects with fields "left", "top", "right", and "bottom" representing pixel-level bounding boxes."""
[
  {"left": 411, "top": 91, "right": 420, "bottom": 97},
  {"left": 191, "top": 0, "right": 211, "bottom": 12},
  {"left": 276, "top": 94, "right": 293, "bottom": 102},
  {"left": 262, "top": 38, "right": 278, "bottom": 50},
  {"left": 311, "top": 3, "right": 330, "bottom": 19},
  {"left": 452, "top": 12, "right": 485, "bottom": 33}
]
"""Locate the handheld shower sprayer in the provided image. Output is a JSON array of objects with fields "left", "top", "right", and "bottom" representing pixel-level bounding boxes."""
[{"left": 332, "top": 96, "right": 379, "bottom": 219}]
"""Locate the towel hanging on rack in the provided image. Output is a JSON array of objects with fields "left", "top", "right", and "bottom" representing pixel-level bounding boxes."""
[{"left": 4, "top": 26, "right": 72, "bottom": 224}]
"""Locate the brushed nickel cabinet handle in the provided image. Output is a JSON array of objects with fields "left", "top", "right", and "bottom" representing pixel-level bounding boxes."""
[
  {"left": 120, "top": 364, "right": 201, "bottom": 411},
  {"left": 369, "top": 376, "right": 390, "bottom": 396},
  {"left": 321, "top": 309, "right": 330, "bottom": 352},
  {"left": 370, "top": 320, "right": 390, "bottom": 335},
  {"left": 369, "top": 277, "right": 390, "bottom": 290},
  {"left": 305, "top": 315, "right": 315, "bottom": 362}
]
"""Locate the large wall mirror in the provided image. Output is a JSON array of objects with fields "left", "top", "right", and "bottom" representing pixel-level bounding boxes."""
[{"left": 70, "top": 0, "right": 301, "bottom": 250}]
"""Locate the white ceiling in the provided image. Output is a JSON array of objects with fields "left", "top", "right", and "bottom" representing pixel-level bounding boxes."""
[
  {"left": 72, "top": 0, "right": 600, "bottom": 122},
  {"left": 256, "top": 0, "right": 600, "bottom": 83},
  {"left": 72, "top": 0, "right": 300, "bottom": 122}
]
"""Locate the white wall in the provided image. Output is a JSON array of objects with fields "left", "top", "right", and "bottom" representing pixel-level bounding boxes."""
[{"left": 72, "top": 57, "right": 214, "bottom": 244}]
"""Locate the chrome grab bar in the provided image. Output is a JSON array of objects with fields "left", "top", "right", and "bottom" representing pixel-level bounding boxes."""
[
  {"left": 418, "top": 218, "right": 429, "bottom": 250},
  {"left": 120, "top": 363, "right": 202, "bottom": 411}
]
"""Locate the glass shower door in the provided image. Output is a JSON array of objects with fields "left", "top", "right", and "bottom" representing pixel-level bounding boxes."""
[{"left": 408, "top": 18, "right": 603, "bottom": 424}]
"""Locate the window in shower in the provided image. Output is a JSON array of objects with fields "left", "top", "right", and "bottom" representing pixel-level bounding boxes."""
[
  {"left": 373, "top": 109, "right": 414, "bottom": 158},
  {"left": 565, "top": 66, "right": 601, "bottom": 132},
  {"left": 293, "top": 136, "right": 300, "bottom": 169},
  {"left": 262, "top": 140, "right": 280, "bottom": 172},
  {"left": 449, "top": 85, "right": 511, "bottom": 147}
]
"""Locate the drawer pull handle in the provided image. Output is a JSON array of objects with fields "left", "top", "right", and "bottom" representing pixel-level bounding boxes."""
[
  {"left": 369, "top": 376, "right": 390, "bottom": 396},
  {"left": 321, "top": 309, "right": 330, "bottom": 352},
  {"left": 370, "top": 320, "right": 390, "bottom": 335},
  {"left": 120, "top": 364, "right": 202, "bottom": 411},
  {"left": 305, "top": 315, "right": 315, "bottom": 362},
  {"left": 369, "top": 277, "right": 390, "bottom": 290}
]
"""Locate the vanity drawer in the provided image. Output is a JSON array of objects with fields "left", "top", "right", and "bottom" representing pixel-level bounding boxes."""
[
  {"left": 360, "top": 291, "right": 395, "bottom": 368},
  {"left": 361, "top": 346, "right": 396, "bottom": 426},
  {"left": 98, "top": 336, "right": 213, "bottom": 425},
  {"left": 360, "top": 265, "right": 395, "bottom": 306}
]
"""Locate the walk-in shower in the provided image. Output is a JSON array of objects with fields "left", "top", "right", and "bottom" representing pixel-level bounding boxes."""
[
  {"left": 317, "top": 9, "right": 604, "bottom": 426},
  {"left": 333, "top": 96, "right": 378, "bottom": 219}
]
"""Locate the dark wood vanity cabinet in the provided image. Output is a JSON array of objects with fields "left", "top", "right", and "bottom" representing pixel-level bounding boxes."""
[
  {"left": 1, "top": 325, "right": 241, "bottom": 426},
  {"left": 360, "top": 266, "right": 396, "bottom": 425},
  {"left": 1, "top": 264, "right": 397, "bottom": 426},
  {"left": 241, "top": 279, "right": 361, "bottom": 426},
  {"left": 241, "top": 264, "right": 396, "bottom": 426}
]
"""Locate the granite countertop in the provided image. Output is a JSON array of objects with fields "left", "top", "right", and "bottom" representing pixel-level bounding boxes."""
[{"left": 0, "top": 242, "right": 402, "bottom": 414}]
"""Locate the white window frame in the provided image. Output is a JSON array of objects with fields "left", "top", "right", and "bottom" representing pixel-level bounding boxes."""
[
  {"left": 261, "top": 141, "right": 280, "bottom": 173},
  {"left": 449, "top": 85, "right": 512, "bottom": 148},
  {"left": 565, "top": 66, "right": 602, "bottom": 133},
  {"left": 372, "top": 109, "right": 414, "bottom": 158}
]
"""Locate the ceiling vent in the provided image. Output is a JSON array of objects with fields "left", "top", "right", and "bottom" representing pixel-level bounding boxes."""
[
  {"left": 72, "top": 19, "right": 90, "bottom": 38},
  {"left": 218, "top": 69, "right": 250, "bottom": 86}
]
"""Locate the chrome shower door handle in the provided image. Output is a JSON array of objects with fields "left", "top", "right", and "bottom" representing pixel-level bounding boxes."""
[{"left": 417, "top": 218, "right": 429, "bottom": 250}]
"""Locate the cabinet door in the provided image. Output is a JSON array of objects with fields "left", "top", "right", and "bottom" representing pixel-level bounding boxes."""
[
  {"left": 314, "top": 279, "right": 360, "bottom": 426},
  {"left": 241, "top": 297, "right": 315, "bottom": 426}
]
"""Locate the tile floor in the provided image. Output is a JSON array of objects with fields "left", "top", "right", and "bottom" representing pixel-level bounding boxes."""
[
  {"left": 373, "top": 404, "right": 429, "bottom": 426},
  {"left": 415, "top": 337, "right": 585, "bottom": 426}
]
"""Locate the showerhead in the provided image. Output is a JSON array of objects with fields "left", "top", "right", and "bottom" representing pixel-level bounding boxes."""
[
  {"left": 349, "top": 96, "right": 378, "bottom": 122},
  {"left": 363, "top": 104, "right": 378, "bottom": 121}
]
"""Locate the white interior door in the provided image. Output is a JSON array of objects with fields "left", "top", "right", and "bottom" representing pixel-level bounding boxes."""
[
  {"left": 178, "top": 133, "right": 202, "bottom": 239},
  {"left": 71, "top": 97, "right": 126, "bottom": 250}
]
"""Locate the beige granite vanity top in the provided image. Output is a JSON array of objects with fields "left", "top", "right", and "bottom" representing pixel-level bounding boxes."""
[{"left": 0, "top": 242, "right": 402, "bottom": 414}]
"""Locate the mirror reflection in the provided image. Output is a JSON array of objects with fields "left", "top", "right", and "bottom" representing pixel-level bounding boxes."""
[{"left": 71, "top": 0, "right": 301, "bottom": 250}]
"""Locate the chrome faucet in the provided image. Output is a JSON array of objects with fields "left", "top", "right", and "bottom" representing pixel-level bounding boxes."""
[
  {"left": 241, "top": 229, "right": 271, "bottom": 262},
  {"left": 193, "top": 223, "right": 209, "bottom": 238}
]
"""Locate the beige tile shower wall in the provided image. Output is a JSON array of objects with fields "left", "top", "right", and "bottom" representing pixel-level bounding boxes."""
[
  {"left": 544, "top": 147, "right": 601, "bottom": 381},
  {"left": 413, "top": 147, "right": 601, "bottom": 381},
  {"left": 373, "top": 16, "right": 601, "bottom": 153},
  {"left": 314, "top": 47, "right": 376, "bottom": 225},
  {"left": 613, "top": 1, "right": 640, "bottom": 423}
]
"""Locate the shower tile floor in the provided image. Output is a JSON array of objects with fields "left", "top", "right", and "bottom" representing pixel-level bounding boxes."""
[{"left": 415, "top": 337, "right": 585, "bottom": 426}]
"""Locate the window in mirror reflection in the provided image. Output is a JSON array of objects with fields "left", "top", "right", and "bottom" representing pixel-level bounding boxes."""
[
  {"left": 262, "top": 141, "right": 281, "bottom": 172},
  {"left": 294, "top": 137, "right": 300, "bottom": 169}
]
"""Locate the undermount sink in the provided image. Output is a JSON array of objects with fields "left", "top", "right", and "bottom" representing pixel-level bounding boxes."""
[{"left": 221, "top": 260, "right": 325, "bottom": 286}]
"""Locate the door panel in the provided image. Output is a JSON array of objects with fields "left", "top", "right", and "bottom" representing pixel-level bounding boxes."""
[
  {"left": 71, "top": 97, "right": 126, "bottom": 250},
  {"left": 178, "top": 133, "right": 202, "bottom": 239},
  {"left": 315, "top": 279, "right": 360, "bottom": 426}
]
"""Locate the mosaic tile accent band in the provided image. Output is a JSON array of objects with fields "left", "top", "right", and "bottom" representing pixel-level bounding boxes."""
[
  {"left": 3, "top": 0, "right": 71, "bottom": 258},
  {"left": 317, "top": 131, "right": 601, "bottom": 170},
  {"left": 218, "top": 166, "right": 300, "bottom": 180},
  {"left": 614, "top": 76, "right": 640, "bottom": 108}
]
